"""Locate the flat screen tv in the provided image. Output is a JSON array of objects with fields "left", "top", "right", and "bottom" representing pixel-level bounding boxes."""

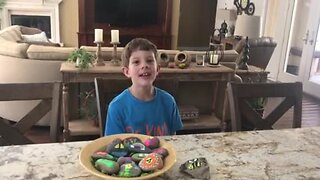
[{"left": 95, "top": 0, "right": 159, "bottom": 27}]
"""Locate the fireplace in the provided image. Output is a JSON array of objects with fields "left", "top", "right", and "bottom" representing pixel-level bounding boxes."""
[
  {"left": 1, "top": 0, "right": 62, "bottom": 42},
  {"left": 11, "top": 15, "right": 51, "bottom": 38}
]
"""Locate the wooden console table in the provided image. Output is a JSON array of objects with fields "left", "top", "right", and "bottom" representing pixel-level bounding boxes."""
[{"left": 60, "top": 62, "right": 234, "bottom": 141}]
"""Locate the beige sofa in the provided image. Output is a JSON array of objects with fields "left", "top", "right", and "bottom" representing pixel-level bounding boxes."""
[{"left": 0, "top": 25, "right": 76, "bottom": 125}]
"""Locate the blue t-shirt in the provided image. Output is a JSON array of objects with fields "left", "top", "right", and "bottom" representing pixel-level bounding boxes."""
[{"left": 105, "top": 87, "right": 183, "bottom": 136}]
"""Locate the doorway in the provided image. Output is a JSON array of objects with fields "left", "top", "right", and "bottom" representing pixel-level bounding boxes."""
[
  {"left": 177, "top": 0, "right": 217, "bottom": 50},
  {"left": 278, "top": 0, "right": 320, "bottom": 98}
]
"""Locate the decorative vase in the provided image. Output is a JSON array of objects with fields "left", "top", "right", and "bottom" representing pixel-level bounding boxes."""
[
  {"left": 174, "top": 51, "right": 191, "bottom": 68},
  {"left": 157, "top": 51, "right": 170, "bottom": 67},
  {"left": 76, "top": 57, "right": 80, "bottom": 67}
]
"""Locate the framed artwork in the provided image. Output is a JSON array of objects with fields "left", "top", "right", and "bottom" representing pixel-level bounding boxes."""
[{"left": 234, "top": 0, "right": 255, "bottom": 15}]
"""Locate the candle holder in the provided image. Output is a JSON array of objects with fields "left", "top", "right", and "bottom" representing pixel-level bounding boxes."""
[
  {"left": 94, "top": 41, "right": 105, "bottom": 66},
  {"left": 110, "top": 41, "right": 121, "bottom": 66}
]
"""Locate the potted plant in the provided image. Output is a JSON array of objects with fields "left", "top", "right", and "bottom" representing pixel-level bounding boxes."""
[
  {"left": 67, "top": 48, "right": 94, "bottom": 70},
  {"left": 246, "top": 72, "right": 268, "bottom": 116},
  {"left": 0, "top": 0, "right": 6, "bottom": 7}
]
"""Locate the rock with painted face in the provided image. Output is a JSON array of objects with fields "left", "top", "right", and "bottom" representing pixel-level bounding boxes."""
[
  {"left": 139, "top": 153, "right": 164, "bottom": 171},
  {"left": 95, "top": 159, "right": 119, "bottom": 175},
  {"left": 144, "top": 137, "right": 160, "bottom": 149},
  {"left": 106, "top": 138, "right": 129, "bottom": 157},
  {"left": 118, "top": 162, "right": 142, "bottom": 177}
]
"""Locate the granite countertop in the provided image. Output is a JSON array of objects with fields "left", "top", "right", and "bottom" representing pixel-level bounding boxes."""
[{"left": 1, "top": 127, "right": 320, "bottom": 179}]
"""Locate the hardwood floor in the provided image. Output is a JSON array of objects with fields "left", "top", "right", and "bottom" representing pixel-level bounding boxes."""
[
  {"left": 25, "top": 94, "right": 320, "bottom": 144},
  {"left": 269, "top": 94, "right": 320, "bottom": 128}
]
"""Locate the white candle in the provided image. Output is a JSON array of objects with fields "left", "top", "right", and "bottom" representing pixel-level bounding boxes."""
[
  {"left": 210, "top": 54, "right": 218, "bottom": 64},
  {"left": 94, "top": 29, "right": 103, "bottom": 42},
  {"left": 111, "top": 30, "right": 119, "bottom": 43}
]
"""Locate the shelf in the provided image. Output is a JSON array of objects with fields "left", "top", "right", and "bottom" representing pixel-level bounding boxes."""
[
  {"left": 68, "top": 114, "right": 221, "bottom": 136},
  {"left": 181, "top": 114, "right": 221, "bottom": 130},
  {"left": 69, "top": 119, "right": 100, "bottom": 136}
]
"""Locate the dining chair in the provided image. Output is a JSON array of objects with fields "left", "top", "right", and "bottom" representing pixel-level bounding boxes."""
[
  {"left": 94, "top": 78, "right": 179, "bottom": 137},
  {"left": 227, "top": 82, "right": 302, "bottom": 131},
  {"left": 0, "top": 82, "right": 61, "bottom": 146}
]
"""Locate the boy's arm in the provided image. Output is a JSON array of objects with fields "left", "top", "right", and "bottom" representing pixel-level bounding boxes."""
[{"left": 170, "top": 101, "right": 183, "bottom": 135}]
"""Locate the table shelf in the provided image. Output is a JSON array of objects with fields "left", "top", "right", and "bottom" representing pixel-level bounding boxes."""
[
  {"left": 69, "top": 119, "right": 99, "bottom": 136},
  {"left": 68, "top": 113, "right": 222, "bottom": 137}
]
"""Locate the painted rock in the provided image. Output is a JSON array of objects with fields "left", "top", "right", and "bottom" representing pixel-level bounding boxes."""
[
  {"left": 144, "top": 137, "right": 160, "bottom": 149},
  {"left": 131, "top": 153, "right": 149, "bottom": 162},
  {"left": 139, "top": 153, "right": 164, "bottom": 171},
  {"left": 128, "top": 142, "right": 152, "bottom": 153},
  {"left": 106, "top": 138, "right": 129, "bottom": 157},
  {"left": 117, "top": 156, "right": 134, "bottom": 166},
  {"left": 91, "top": 151, "right": 117, "bottom": 162},
  {"left": 118, "top": 162, "right": 142, "bottom": 177},
  {"left": 123, "top": 137, "right": 142, "bottom": 148},
  {"left": 152, "top": 147, "right": 169, "bottom": 158},
  {"left": 95, "top": 159, "right": 119, "bottom": 175}
]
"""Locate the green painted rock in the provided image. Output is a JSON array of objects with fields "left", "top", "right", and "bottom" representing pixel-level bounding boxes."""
[
  {"left": 118, "top": 162, "right": 142, "bottom": 177},
  {"left": 131, "top": 153, "right": 149, "bottom": 162},
  {"left": 95, "top": 159, "right": 119, "bottom": 175},
  {"left": 91, "top": 151, "right": 117, "bottom": 162}
]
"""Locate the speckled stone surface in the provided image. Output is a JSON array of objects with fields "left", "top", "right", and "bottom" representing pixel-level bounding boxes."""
[{"left": 1, "top": 127, "right": 320, "bottom": 179}]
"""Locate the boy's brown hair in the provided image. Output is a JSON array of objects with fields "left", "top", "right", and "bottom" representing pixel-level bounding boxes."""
[{"left": 121, "top": 38, "right": 158, "bottom": 67}]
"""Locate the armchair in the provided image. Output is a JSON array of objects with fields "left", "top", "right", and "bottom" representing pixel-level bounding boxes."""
[{"left": 234, "top": 37, "right": 277, "bottom": 69}]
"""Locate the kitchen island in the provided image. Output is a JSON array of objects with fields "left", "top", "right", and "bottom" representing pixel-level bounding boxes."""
[{"left": 1, "top": 127, "right": 320, "bottom": 179}]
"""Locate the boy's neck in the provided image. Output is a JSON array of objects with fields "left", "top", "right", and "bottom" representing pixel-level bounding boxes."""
[{"left": 129, "top": 85, "right": 155, "bottom": 101}]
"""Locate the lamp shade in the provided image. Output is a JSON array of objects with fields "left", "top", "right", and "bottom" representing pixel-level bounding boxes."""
[
  {"left": 216, "top": 9, "right": 237, "bottom": 21},
  {"left": 234, "top": 15, "right": 261, "bottom": 38}
]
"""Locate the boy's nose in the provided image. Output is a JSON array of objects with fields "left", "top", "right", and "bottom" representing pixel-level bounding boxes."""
[{"left": 141, "top": 61, "right": 149, "bottom": 68}]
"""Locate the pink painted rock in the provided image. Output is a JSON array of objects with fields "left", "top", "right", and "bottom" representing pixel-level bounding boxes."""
[
  {"left": 144, "top": 137, "right": 160, "bottom": 149},
  {"left": 152, "top": 147, "right": 169, "bottom": 158}
]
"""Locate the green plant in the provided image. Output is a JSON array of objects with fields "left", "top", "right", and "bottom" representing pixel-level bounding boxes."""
[
  {"left": 0, "top": 0, "right": 6, "bottom": 8},
  {"left": 79, "top": 88, "right": 98, "bottom": 125},
  {"left": 246, "top": 72, "right": 268, "bottom": 112},
  {"left": 67, "top": 48, "right": 94, "bottom": 70}
]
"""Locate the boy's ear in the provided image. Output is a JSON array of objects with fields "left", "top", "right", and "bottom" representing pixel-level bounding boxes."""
[{"left": 122, "top": 67, "right": 130, "bottom": 78}]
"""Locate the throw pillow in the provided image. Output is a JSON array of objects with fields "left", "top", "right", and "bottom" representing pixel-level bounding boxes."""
[
  {"left": 0, "top": 37, "right": 29, "bottom": 58},
  {"left": 21, "top": 32, "right": 49, "bottom": 43}
]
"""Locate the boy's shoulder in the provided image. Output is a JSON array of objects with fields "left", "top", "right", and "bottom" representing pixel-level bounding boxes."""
[
  {"left": 155, "top": 87, "right": 174, "bottom": 100},
  {"left": 110, "top": 88, "right": 130, "bottom": 104}
]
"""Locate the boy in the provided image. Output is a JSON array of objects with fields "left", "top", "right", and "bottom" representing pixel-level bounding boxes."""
[{"left": 105, "top": 38, "right": 183, "bottom": 136}]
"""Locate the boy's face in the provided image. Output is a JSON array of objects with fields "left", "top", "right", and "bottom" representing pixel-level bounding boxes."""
[{"left": 122, "top": 50, "right": 159, "bottom": 88}]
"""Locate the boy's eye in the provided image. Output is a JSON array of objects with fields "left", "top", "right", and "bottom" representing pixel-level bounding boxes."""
[
  {"left": 132, "top": 60, "right": 140, "bottom": 64},
  {"left": 147, "top": 59, "right": 155, "bottom": 63}
]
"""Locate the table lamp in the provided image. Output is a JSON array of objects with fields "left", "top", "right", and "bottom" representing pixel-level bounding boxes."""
[
  {"left": 234, "top": 15, "right": 261, "bottom": 39},
  {"left": 234, "top": 15, "right": 261, "bottom": 70}
]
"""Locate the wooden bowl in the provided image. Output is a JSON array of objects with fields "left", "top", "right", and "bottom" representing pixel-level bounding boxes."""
[{"left": 79, "top": 134, "right": 176, "bottom": 180}]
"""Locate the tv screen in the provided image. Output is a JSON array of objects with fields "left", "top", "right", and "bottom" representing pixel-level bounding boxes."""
[{"left": 95, "top": 0, "right": 159, "bottom": 27}]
